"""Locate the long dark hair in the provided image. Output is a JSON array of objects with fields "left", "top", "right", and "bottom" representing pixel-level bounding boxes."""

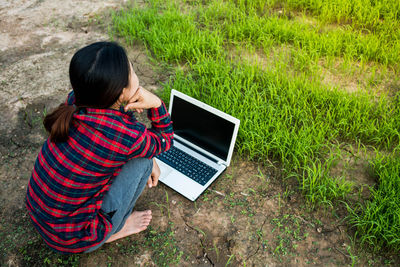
[{"left": 43, "top": 41, "right": 130, "bottom": 142}]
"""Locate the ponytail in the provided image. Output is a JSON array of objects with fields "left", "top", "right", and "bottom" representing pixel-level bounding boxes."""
[{"left": 43, "top": 104, "right": 76, "bottom": 143}]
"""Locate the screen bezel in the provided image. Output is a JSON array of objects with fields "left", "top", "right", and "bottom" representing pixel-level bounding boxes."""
[{"left": 168, "top": 89, "right": 240, "bottom": 166}]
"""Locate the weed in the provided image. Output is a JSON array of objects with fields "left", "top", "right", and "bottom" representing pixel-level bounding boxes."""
[
  {"left": 213, "top": 239, "right": 220, "bottom": 261},
  {"left": 225, "top": 254, "right": 235, "bottom": 266},
  {"left": 346, "top": 244, "right": 359, "bottom": 267},
  {"left": 145, "top": 225, "right": 184, "bottom": 266},
  {"left": 19, "top": 239, "right": 80, "bottom": 267},
  {"left": 165, "top": 190, "right": 171, "bottom": 219},
  {"left": 115, "top": 240, "right": 140, "bottom": 255},
  {"left": 150, "top": 189, "right": 171, "bottom": 218},
  {"left": 267, "top": 214, "right": 309, "bottom": 261}
]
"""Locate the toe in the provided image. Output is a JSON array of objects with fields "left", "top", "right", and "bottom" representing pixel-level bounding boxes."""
[
  {"left": 143, "top": 213, "right": 152, "bottom": 219},
  {"left": 144, "top": 219, "right": 152, "bottom": 224},
  {"left": 138, "top": 210, "right": 151, "bottom": 217}
]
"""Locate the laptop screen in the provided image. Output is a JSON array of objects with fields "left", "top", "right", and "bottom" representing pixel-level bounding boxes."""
[{"left": 171, "top": 95, "right": 236, "bottom": 160}]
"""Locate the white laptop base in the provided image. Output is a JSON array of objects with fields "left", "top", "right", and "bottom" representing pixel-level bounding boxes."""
[{"left": 155, "top": 140, "right": 226, "bottom": 201}]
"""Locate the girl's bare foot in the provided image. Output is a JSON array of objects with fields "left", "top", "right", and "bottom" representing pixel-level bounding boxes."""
[{"left": 105, "top": 210, "right": 152, "bottom": 243}]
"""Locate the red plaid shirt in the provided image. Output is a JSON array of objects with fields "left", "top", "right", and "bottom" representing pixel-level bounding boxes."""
[{"left": 26, "top": 92, "right": 173, "bottom": 253}]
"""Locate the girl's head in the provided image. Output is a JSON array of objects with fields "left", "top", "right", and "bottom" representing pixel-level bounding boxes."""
[
  {"left": 44, "top": 41, "right": 134, "bottom": 142},
  {"left": 69, "top": 41, "right": 130, "bottom": 108}
]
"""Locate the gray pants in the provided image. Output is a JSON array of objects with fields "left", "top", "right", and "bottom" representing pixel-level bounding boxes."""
[{"left": 85, "top": 157, "right": 153, "bottom": 253}]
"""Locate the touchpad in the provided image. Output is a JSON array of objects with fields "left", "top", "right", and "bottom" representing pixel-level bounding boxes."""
[{"left": 155, "top": 159, "right": 173, "bottom": 180}]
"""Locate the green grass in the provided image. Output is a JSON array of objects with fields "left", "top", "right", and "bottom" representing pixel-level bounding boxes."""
[
  {"left": 111, "top": 0, "right": 400, "bottom": 252},
  {"left": 275, "top": 0, "right": 400, "bottom": 33},
  {"left": 348, "top": 151, "right": 400, "bottom": 251},
  {"left": 198, "top": 0, "right": 400, "bottom": 66}
]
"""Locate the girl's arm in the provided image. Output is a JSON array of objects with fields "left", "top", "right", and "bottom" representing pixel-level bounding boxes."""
[{"left": 126, "top": 88, "right": 174, "bottom": 159}]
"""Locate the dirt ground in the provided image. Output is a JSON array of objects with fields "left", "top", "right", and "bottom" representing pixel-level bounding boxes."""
[{"left": 0, "top": 1, "right": 398, "bottom": 266}]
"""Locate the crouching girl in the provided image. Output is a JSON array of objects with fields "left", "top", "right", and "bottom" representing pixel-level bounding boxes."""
[{"left": 25, "top": 41, "right": 173, "bottom": 253}]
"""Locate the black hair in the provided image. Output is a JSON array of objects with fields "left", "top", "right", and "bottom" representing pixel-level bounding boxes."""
[
  {"left": 44, "top": 41, "right": 130, "bottom": 142},
  {"left": 70, "top": 41, "right": 130, "bottom": 108}
]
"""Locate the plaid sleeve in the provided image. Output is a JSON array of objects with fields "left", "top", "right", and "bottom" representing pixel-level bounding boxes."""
[{"left": 127, "top": 101, "right": 173, "bottom": 159}]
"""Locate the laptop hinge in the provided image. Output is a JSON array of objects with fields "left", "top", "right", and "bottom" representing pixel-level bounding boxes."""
[
  {"left": 174, "top": 138, "right": 219, "bottom": 164},
  {"left": 218, "top": 160, "right": 227, "bottom": 166}
]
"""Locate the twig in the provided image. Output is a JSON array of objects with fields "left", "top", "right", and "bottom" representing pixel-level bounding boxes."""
[
  {"left": 334, "top": 247, "right": 351, "bottom": 258},
  {"left": 246, "top": 218, "right": 267, "bottom": 261},
  {"left": 294, "top": 215, "right": 315, "bottom": 228},
  {"left": 208, "top": 189, "right": 226, "bottom": 197}
]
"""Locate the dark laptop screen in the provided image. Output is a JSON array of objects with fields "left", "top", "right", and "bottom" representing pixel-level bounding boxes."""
[{"left": 170, "top": 95, "right": 235, "bottom": 160}]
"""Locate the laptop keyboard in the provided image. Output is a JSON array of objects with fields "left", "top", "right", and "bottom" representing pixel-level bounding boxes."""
[{"left": 156, "top": 146, "right": 218, "bottom": 186}]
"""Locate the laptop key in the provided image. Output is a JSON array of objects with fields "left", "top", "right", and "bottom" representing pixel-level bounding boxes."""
[{"left": 156, "top": 146, "right": 218, "bottom": 186}]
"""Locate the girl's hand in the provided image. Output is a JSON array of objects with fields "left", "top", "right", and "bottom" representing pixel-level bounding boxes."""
[
  {"left": 124, "top": 86, "right": 162, "bottom": 113},
  {"left": 147, "top": 158, "right": 160, "bottom": 188}
]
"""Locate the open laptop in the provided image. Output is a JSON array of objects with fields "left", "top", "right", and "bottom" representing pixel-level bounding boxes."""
[{"left": 155, "top": 89, "right": 240, "bottom": 201}]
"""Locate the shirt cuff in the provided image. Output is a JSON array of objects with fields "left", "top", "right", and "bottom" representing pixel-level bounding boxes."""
[{"left": 147, "top": 101, "right": 169, "bottom": 122}]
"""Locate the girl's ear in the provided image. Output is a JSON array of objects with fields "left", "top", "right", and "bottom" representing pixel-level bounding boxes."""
[{"left": 118, "top": 87, "right": 129, "bottom": 104}]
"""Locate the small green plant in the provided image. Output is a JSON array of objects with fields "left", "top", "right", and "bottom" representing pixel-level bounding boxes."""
[
  {"left": 268, "top": 214, "right": 309, "bottom": 261},
  {"left": 145, "top": 225, "right": 184, "bottom": 266},
  {"left": 225, "top": 254, "right": 235, "bottom": 266},
  {"left": 151, "top": 190, "right": 171, "bottom": 218}
]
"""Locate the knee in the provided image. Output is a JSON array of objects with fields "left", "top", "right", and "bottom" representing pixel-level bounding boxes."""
[
  {"left": 134, "top": 157, "right": 153, "bottom": 172},
  {"left": 142, "top": 158, "right": 153, "bottom": 172},
  {"left": 123, "top": 157, "right": 153, "bottom": 175},
  {"left": 140, "top": 158, "right": 153, "bottom": 179}
]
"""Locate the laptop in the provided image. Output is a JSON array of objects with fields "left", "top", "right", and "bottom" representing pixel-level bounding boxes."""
[{"left": 155, "top": 89, "right": 240, "bottom": 201}]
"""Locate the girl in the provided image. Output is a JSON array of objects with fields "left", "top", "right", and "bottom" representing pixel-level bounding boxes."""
[{"left": 25, "top": 41, "right": 173, "bottom": 253}]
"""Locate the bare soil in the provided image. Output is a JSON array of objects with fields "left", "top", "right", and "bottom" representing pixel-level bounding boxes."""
[{"left": 0, "top": 1, "right": 398, "bottom": 266}]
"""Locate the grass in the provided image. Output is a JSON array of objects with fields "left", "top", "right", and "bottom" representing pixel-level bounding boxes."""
[
  {"left": 275, "top": 0, "right": 400, "bottom": 33},
  {"left": 200, "top": 0, "right": 400, "bottom": 65},
  {"left": 348, "top": 151, "right": 400, "bottom": 251},
  {"left": 111, "top": 0, "right": 400, "bottom": 253},
  {"left": 144, "top": 224, "right": 184, "bottom": 266}
]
